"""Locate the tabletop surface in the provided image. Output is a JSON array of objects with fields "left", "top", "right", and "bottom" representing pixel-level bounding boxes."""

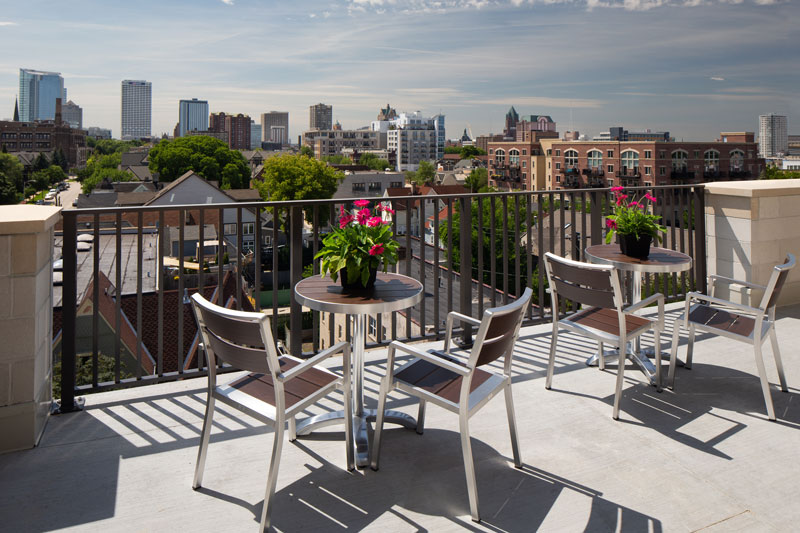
[
  {"left": 295, "top": 272, "right": 424, "bottom": 314},
  {"left": 585, "top": 244, "right": 692, "bottom": 273}
]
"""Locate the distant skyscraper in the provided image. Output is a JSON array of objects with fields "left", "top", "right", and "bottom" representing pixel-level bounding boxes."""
[
  {"left": 18, "top": 68, "right": 64, "bottom": 122},
  {"left": 433, "top": 114, "right": 446, "bottom": 160},
  {"left": 121, "top": 80, "right": 152, "bottom": 140},
  {"left": 759, "top": 113, "right": 788, "bottom": 157},
  {"left": 309, "top": 103, "right": 332, "bottom": 131},
  {"left": 179, "top": 98, "right": 209, "bottom": 137},
  {"left": 261, "top": 111, "right": 289, "bottom": 144},
  {"left": 250, "top": 120, "right": 261, "bottom": 149},
  {"left": 62, "top": 100, "right": 83, "bottom": 129},
  {"left": 209, "top": 112, "right": 251, "bottom": 150}
]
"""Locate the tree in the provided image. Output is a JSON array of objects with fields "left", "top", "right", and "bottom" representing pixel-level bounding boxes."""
[
  {"left": 92, "top": 138, "right": 142, "bottom": 156},
  {"left": 253, "top": 153, "right": 343, "bottom": 223},
  {"left": 321, "top": 154, "right": 352, "bottom": 165},
  {"left": 358, "top": 152, "right": 391, "bottom": 171},
  {"left": 299, "top": 145, "right": 314, "bottom": 158},
  {"left": 406, "top": 160, "right": 436, "bottom": 186},
  {"left": 0, "top": 174, "right": 18, "bottom": 204},
  {"left": 760, "top": 166, "right": 800, "bottom": 180},
  {"left": 81, "top": 168, "right": 135, "bottom": 194},
  {"left": 444, "top": 146, "right": 461, "bottom": 155},
  {"left": 460, "top": 145, "right": 486, "bottom": 158},
  {"left": 465, "top": 167, "right": 488, "bottom": 193},
  {"left": 45, "top": 165, "right": 67, "bottom": 185},
  {"left": 51, "top": 148, "right": 69, "bottom": 172},
  {"left": 33, "top": 152, "right": 50, "bottom": 172},
  {"left": 148, "top": 136, "right": 250, "bottom": 186},
  {"left": 0, "top": 153, "right": 24, "bottom": 195}
]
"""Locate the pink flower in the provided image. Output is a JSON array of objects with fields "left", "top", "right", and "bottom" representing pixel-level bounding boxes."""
[
  {"left": 369, "top": 243, "right": 384, "bottom": 256},
  {"left": 354, "top": 199, "right": 370, "bottom": 208},
  {"left": 356, "top": 208, "right": 371, "bottom": 225},
  {"left": 644, "top": 192, "right": 657, "bottom": 202},
  {"left": 628, "top": 201, "right": 640, "bottom": 208},
  {"left": 610, "top": 186, "right": 624, "bottom": 192},
  {"left": 367, "top": 216, "right": 382, "bottom": 227},
  {"left": 381, "top": 205, "right": 395, "bottom": 214},
  {"left": 606, "top": 219, "right": 617, "bottom": 229},
  {"left": 339, "top": 205, "right": 346, "bottom": 216},
  {"left": 615, "top": 194, "right": 628, "bottom": 206},
  {"left": 339, "top": 215, "right": 355, "bottom": 229}
]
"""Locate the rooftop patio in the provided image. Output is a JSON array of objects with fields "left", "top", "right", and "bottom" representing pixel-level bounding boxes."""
[{"left": 3, "top": 302, "right": 799, "bottom": 532}]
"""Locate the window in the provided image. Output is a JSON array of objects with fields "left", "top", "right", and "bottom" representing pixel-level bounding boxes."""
[
  {"left": 645, "top": 166, "right": 652, "bottom": 175},
  {"left": 242, "top": 242, "right": 255, "bottom": 254},
  {"left": 224, "top": 223, "right": 236, "bottom": 235},
  {"left": 644, "top": 150, "right": 652, "bottom": 159},
  {"left": 368, "top": 182, "right": 381, "bottom": 191},
  {"left": 548, "top": 161, "right": 551, "bottom": 169},
  {"left": 509, "top": 149, "right": 520, "bottom": 165},
  {"left": 390, "top": 181, "right": 402, "bottom": 188},
  {"left": 607, "top": 164, "right": 614, "bottom": 173},
  {"left": 1, "top": 133, "right": 15, "bottom": 139},
  {"left": 587, "top": 150, "right": 602, "bottom": 168},
  {"left": 693, "top": 150, "right": 700, "bottom": 159},
  {"left": 564, "top": 149, "right": 578, "bottom": 168},
  {"left": 352, "top": 182, "right": 365, "bottom": 192},
  {"left": 607, "top": 149, "right": 614, "bottom": 158},
  {"left": 555, "top": 162, "right": 561, "bottom": 170},
  {"left": 242, "top": 223, "right": 254, "bottom": 235},
  {"left": 704, "top": 149, "right": 720, "bottom": 170},
  {"left": 495, "top": 148, "right": 505, "bottom": 165},
  {"left": 659, "top": 151, "right": 666, "bottom": 159},
  {"left": 522, "top": 172, "right": 527, "bottom": 180},
  {"left": 489, "top": 149, "right": 494, "bottom": 155},
  {"left": 522, "top": 161, "right": 526, "bottom": 168},
  {"left": 671, "top": 150, "right": 688, "bottom": 171},
  {"left": 659, "top": 166, "right": 666, "bottom": 176},
  {"left": 555, "top": 175, "right": 560, "bottom": 183},
  {"left": 730, "top": 149, "right": 744, "bottom": 170},
  {"left": 369, "top": 317, "right": 377, "bottom": 337},
  {"left": 555, "top": 149, "right": 561, "bottom": 156},
  {"left": 644, "top": 181, "right": 652, "bottom": 187},
  {"left": 546, "top": 149, "right": 552, "bottom": 156},
  {"left": 522, "top": 149, "right": 527, "bottom": 155},
  {"left": 621, "top": 150, "right": 639, "bottom": 172}
]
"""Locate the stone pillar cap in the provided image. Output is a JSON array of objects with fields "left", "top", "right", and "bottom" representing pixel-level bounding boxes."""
[
  {"left": 705, "top": 179, "right": 800, "bottom": 198},
  {"left": 0, "top": 205, "right": 62, "bottom": 234}
]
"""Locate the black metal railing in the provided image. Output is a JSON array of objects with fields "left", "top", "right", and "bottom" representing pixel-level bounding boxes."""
[{"left": 57, "top": 184, "right": 705, "bottom": 410}]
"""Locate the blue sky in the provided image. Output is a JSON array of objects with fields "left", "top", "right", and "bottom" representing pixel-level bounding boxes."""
[{"left": 0, "top": 0, "right": 797, "bottom": 141}]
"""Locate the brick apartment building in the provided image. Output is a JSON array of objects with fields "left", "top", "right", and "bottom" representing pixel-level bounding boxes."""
[
  {"left": 544, "top": 132, "right": 761, "bottom": 190},
  {"left": 486, "top": 130, "right": 559, "bottom": 191},
  {"left": 0, "top": 99, "right": 88, "bottom": 168},
  {"left": 302, "top": 129, "right": 385, "bottom": 159},
  {"left": 209, "top": 112, "right": 251, "bottom": 150}
]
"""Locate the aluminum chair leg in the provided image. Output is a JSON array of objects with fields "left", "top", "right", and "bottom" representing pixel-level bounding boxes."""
[
  {"left": 654, "top": 329, "right": 662, "bottom": 392},
  {"left": 612, "top": 339, "right": 626, "bottom": 420},
  {"left": 459, "top": 413, "right": 480, "bottom": 522},
  {"left": 370, "top": 380, "right": 389, "bottom": 470},
  {"left": 504, "top": 383, "right": 522, "bottom": 468},
  {"left": 669, "top": 320, "right": 681, "bottom": 389},
  {"left": 685, "top": 324, "right": 695, "bottom": 369},
  {"left": 288, "top": 417, "right": 297, "bottom": 442},
  {"left": 545, "top": 324, "right": 558, "bottom": 389},
  {"left": 193, "top": 395, "right": 215, "bottom": 489},
  {"left": 769, "top": 328, "right": 788, "bottom": 392},
  {"left": 260, "top": 419, "right": 285, "bottom": 532},
  {"left": 598, "top": 342, "right": 605, "bottom": 371},
  {"left": 753, "top": 342, "right": 777, "bottom": 421},
  {"left": 416, "top": 400, "right": 426, "bottom": 435},
  {"left": 343, "top": 376, "right": 355, "bottom": 471}
]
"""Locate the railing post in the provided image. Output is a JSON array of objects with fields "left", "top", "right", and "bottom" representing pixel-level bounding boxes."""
[
  {"left": 694, "top": 185, "right": 707, "bottom": 294},
  {"left": 289, "top": 205, "right": 303, "bottom": 358},
  {"left": 459, "top": 196, "right": 473, "bottom": 345},
  {"left": 60, "top": 211, "right": 78, "bottom": 413},
  {"left": 589, "top": 190, "right": 603, "bottom": 245}
]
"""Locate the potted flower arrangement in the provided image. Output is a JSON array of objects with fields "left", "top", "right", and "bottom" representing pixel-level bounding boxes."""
[
  {"left": 604, "top": 186, "right": 667, "bottom": 259},
  {"left": 315, "top": 199, "right": 399, "bottom": 290}
]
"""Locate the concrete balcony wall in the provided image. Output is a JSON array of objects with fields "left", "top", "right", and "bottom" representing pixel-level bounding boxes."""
[
  {"left": 705, "top": 179, "right": 800, "bottom": 306},
  {"left": 0, "top": 205, "right": 61, "bottom": 453}
]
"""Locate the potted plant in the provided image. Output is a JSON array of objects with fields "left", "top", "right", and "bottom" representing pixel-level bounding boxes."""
[
  {"left": 604, "top": 187, "right": 667, "bottom": 258},
  {"left": 315, "top": 199, "right": 399, "bottom": 290}
]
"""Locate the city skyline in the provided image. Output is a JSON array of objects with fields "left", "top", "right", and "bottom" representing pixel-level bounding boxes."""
[{"left": 0, "top": 0, "right": 797, "bottom": 141}]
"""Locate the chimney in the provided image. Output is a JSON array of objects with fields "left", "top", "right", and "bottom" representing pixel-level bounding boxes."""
[{"left": 55, "top": 98, "right": 62, "bottom": 125}]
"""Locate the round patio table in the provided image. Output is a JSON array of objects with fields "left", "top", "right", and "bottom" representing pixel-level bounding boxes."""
[
  {"left": 584, "top": 244, "right": 692, "bottom": 384},
  {"left": 294, "top": 272, "right": 424, "bottom": 468}
]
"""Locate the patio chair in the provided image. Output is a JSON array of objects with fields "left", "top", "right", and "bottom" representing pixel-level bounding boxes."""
[
  {"left": 370, "top": 287, "right": 533, "bottom": 523},
  {"left": 543, "top": 252, "right": 665, "bottom": 420},
  {"left": 190, "top": 294, "right": 354, "bottom": 532},
  {"left": 668, "top": 254, "right": 796, "bottom": 421}
]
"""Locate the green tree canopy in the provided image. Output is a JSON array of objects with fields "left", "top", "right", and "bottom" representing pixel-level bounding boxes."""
[
  {"left": 444, "top": 146, "right": 461, "bottom": 155},
  {"left": 321, "top": 154, "right": 352, "bottom": 165},
  {"left": 465, "top": 167, "right": 489, "bottom": 193},
  {"left": 0, "top": 153, "right": 24, "bottom": 196},
  {"left": 33, "top": 152, "right": 50, "bottom": 172},
  {"left": 81, "top": 168, "right": 135, "bottom": 194},
  {"left": 92, "top": 139, "right": 143, "bottom": 156},
  {"left": 358, "top": 152, "right": 392, "bottom": 171},
  {"left": 253, "top": 153, "right": 343, "bottom": 223},
  {"left": 0, "top": 174, "right": 18, "bottom": 204},
  {"left": 148, "top": 136, "right": 250, "bottom": 187},
  {"left": 405, "top": 160, "right": 436, "bottom": 186},
  {"left": 760, "top": 166, "right": 800, "bottom": 180},
  {"left": 460, "top": 145, "right": 486, "bottom": 158},
  {"left": 299, "top": 145, "right": 314, "bottom": 157}
]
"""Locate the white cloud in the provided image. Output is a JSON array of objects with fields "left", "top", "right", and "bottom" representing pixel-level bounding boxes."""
[
  {"left": 0, "top": 21, "right": 17, "bottom": 26},
  {"left": 710, "top": 76, "right": 725, "bottom": 81},
  {"left": 220, "top": 0, "right": 234, "bottom": 5}
]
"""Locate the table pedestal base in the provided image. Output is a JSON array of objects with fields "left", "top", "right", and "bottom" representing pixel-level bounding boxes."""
[
  {"left": 295, "top": 409, "right": 416, "bottom": 468},
  {"left": 585, "top": 346, "right": 665, "bottom": 387}
]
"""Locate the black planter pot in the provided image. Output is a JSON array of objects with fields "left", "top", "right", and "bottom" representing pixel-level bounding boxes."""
[
  {"left": 340, "top": 266, "right": 378, "bottom": 291},
  {"left": 619, "top": 234, "right": 652, "bottom": 259}
]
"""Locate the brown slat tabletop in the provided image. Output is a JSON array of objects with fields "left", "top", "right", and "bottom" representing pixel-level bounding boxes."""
[
  {"left": 295, "top": 272, "right": 424, "bottom": 315},
  {"left": 585, "top": 244, "right": 692, "bottom": 274}
]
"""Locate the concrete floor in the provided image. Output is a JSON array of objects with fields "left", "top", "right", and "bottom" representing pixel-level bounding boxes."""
[{"left": 2, "top": 303, "right": 800, "bottom": 532}]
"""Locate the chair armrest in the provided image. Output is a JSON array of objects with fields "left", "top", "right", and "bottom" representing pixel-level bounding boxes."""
[
  {"left": 447, "top": 311, "right": 482, "bottom": 327},
  {"left": 389, "top": 341, "right": 470, "bottom": 377},
  {"left": 624, "top": 293, "right": 664, "bottom": 315},
  {"left": 687, "top": 292, "right": 763, "bottom": 316},
  {"left": 444, "top": 311, "right": 481, "bottom": 353},
  {"left": 278, "top": 341, "right": 350, "bottom": 383},
  {"left": 709, "top": 275, "right": 766, "bottom": 297}
]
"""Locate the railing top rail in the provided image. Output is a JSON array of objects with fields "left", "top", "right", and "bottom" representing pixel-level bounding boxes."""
[{"left": 60, "top": 183, "right": 704, "bottom": 216}]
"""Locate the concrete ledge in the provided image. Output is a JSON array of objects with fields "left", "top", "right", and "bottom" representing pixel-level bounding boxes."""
[
  {"left": 704, "top": 178, "right": 800, "bottom": 198},
  {"left": 0, "top": 206, "right": 61, "bottom": 235}
]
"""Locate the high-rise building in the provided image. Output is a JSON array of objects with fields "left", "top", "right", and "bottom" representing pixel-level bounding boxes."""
[
  {"left": 178, "top": 98, "right": 209, "bottom": 137},
  {"left": 433, "top": 114, "right": 446, "bottom": 161},
  {"left": 18, "top": 68, "right": 64, "bottom": 122},
  {"left": 62, "top": 100, "right": 83, "bottom": 129},
  {"left": 309, "top": 103, "right": 332, "bottom": 131},
  {"left": 387, "top": 112, "right": 438, "bottom": 172},
  {"left": 121, "top": 80, "right": 152, "bottom": 140},
  {"left": 759, "top": 114, "right": 788, "bottom": 157},
  {"left": 261, "top": 112, "right": 289, "bottom": 144},
  {"left": 209, "top": 112, "right": 251, "bottom": 150},
  {"left": 250, "top": 120, "right": 261, "bottom": 150}
]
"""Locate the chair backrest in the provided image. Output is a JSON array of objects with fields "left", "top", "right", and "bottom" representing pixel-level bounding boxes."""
[
  {"left": 759, "top": 254, "right": 796, "bottom": 311},
  {"left": 543, "top": 252, "right": 622, "bottom": 311},
  {"left": 191, "top": 293, "right": 280, "bottom": 379},
  {"left": 468, "top": 287, "right": 533, "bottom": 369}
]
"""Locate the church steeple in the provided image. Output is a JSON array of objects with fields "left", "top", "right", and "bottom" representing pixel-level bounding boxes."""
[{"left": 13, "top": 97, "right": 19, "bottom": 122}]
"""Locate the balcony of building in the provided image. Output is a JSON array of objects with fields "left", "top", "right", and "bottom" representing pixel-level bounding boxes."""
[{"left": 2, "top": 181, "right": 800, "bottom": 531}]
